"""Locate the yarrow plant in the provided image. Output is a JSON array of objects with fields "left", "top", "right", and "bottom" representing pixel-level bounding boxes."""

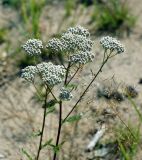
[{"left": 21, "top": 25, "right": 124, "bottom": 160}]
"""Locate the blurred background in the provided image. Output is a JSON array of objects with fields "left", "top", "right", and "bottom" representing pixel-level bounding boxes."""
[{"left": 0, "top": 0, "right": 142, "bottom": 160}]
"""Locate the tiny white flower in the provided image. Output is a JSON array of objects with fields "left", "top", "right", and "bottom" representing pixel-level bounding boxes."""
[
  {"left": 69, "top": 51, "right": 94, "bottom": 64},
  {"left": 100, "top": 36, "right": 124, "bottom": 54},
  {"left": 37, "top": 62, "right": 66, "bottom": 86},
  {"left": 46, "top": 38, "right": 66, "bottom": 53},
  {"left": 22, "top": 39, "right": 43, "bottom": 56},
  {"left": 21, "top": 66, "right": 37, "bottom": 82},
  {"left": 46, "top": 26, "right": 94, "bottom": 54},
  {"left": 66, "top": 25, "right": 90, "bottom": 37},
  {"left": 61, "top": 33, "right": 93, "bottom": 52}
]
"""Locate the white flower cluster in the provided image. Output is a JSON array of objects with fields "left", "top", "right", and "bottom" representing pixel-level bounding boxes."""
[
  {"left": 47, "top": 38, "right": 65, "bottom": 53},
  {"left": 21, "top": 62, "right": 66, "bottom": 86},
  {"left": 46, "top": 26, "right": 94, "bottom": 64},
  {"left": 61, "top": 33, "right": 93, "bottom": 52},
  {"left": 66, "top": 25, "right": 90, "bottom": 37},
  {"left": 100, "top": 36, "right": 124, "bottom": 54},
  {"left": 21, "top": 66, "right": 37, "bottom": 82},
  {"left": 69, "top": 51, "right": 94, "bottom": 64},
  {"left": 22, "top": 39, "right": 43, "bottom": 56},
  {"left": 37, "top": 62, "right": 66, "bottom": 86},
  {"left": 59, "top": 88, "right": 73, "bottom": 101}
]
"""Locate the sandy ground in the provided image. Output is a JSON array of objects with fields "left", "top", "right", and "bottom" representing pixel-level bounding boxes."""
[{"left": 0, "top": 0, "right": 142, "bottom": 159}]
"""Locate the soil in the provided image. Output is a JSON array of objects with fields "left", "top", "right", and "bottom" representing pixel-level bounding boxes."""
[{"left": 0, "top": 0, "right": 142, "bottom": 160}]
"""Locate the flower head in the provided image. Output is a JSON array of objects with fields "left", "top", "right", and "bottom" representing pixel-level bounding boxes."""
[
  {"left": 61, "top": 33, "right": 93, "bottom": 52},
  {"left": 46, "top": 26, "right": 93, "bottom": 54},
  {"left": 100, "top": 36, "right": 124, "bottom": 54},
  {"left": 21, "top": 66, "right": 37, "bottom": 82},
  {"left": 66, "top": 25, "right": 90, "bottom": 37},
  {"left": 37, "top": 62, "right": 66, "bottom": 86},
  {"left": 59, "top": 88, "right": 73, "bottom": 101},
  {"left": 69, "top": 51, "right": 94, "bottom": 64},
  {"left": 46, "top": 38, "right": 65, "bottom": 53},
  {"left": 22, "top": 39, "right": 43, "bottom": 56}
]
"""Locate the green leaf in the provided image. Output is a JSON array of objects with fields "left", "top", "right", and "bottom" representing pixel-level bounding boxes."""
[
  {"left": 47, "top": 99, "right": 58, "bottom": 107},
  {"left": 31, "top": 130, "right": 41, "bottom": 137},
  {"left": 59, "top": 141, "right": 66, "bottom": 147},
  {"left": 43, "top": 99, "right": 58, "bottom": 108},
  {"left": 54, "top": 146, "right": 60, "bottom": 154},
  {"left": 128, "top": 96, "right": 142, "bottom": 122},
  {"left": 66, "top": 84, "right": 78, "bottom": 90},
  {"left": 53, "top": 141, "right": 66, "bottom": 153},
  {"left": 46, "top": 106, "right": 56, "bottom": 116},
  {"left": 44, "top": 99, "right": 58, "bottom": 116},
  {"left": 63, "top": 114, "right": 82, "bottom": 123},
  {"left": 118, "top": 139, "right": 130, "bottom": 160},
  {"left": 41, "top": 138, "right": 53, "bottom": 149},
  {"left": 21, "top": 148, "right": 33, "bottom": 160}
]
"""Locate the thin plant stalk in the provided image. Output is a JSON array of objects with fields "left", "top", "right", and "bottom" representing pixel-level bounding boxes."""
[
  {"left": 53, "top": 101, "right": 62, "bottom": 160},
  {"left": 66, "top": 66, "right": 80, "bottom": 85},
  {"left": 63, "top": 50, "right": 113, "bottom": 123},
  {"left": 52, "top": 50, "right": 112, "bottom": 160},
  {"left": 36, "top": 86, "right": 48, "bottom": 160},
  {"left": 128, "top": 96, "right": 142, "bottom": 122},
  {"left": 109, "top": 102, "right": 139, "bottom": 144},
  {"left": 64, "top": 62, "right": 71, "bottom": 85},
  {"left": 53, "top": 61, "right": 71, "bottom": 160},
  {"left": 33, "top": 82, "right": 44, "bottom": 101}
]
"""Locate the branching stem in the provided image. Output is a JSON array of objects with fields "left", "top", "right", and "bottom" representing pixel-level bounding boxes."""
[
  {"left": 67, "top": 66, "right": 80, "bottom": 85},
  {"left": 63, "top": 51, "right": 112, "bottom": 123},
  {"left": 64, "top": 62, "right": 71, "bottom": 85},
  {"left": 52, "top": 61, "right": 71, "bottom": 160}
]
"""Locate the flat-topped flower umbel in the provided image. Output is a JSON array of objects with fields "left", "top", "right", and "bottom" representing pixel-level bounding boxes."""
[
  {"left": 37, "top": 62, "right": 66, "bottom": 86},
  {"left": 100, "top": 36, "right": 125, "bottom": 54},
  {"left": 22, "top": 39, "right": 43, "bottom": 56},
  {"left": 21, "top": 66, "right": 37, "bottom": 82},
  {"left": 46, "top": 26, "right": 94, "bottom": 64},
  {"left": 21, "top": 62, "right": 66, "bottom": 86}
]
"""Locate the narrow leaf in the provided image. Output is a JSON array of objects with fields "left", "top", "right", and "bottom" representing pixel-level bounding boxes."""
[
  {"left": 31, "top": 130, "right": 41, "bottom": 137},
  {"left": 41, "top": 139, "right": 53, "bottom": 149},
  {"left": 46, "top": 106, "right": 55, "bottom": 116},
  {"left": 43, "top": 99, "right": 58, "bottom": 108},
  {"left": 66, "top": 84, "right": 78, "bottom": 90},
  {"left": 21, "top": 148, "right": 33, "bottom": 160},
  {"left": 63, "top": 114, "right": 82, "bottom": 123},
  {"left": 128, "top": 96, "right": 142, "bottom": 122},
  {"left": 118, "top": 140, "right": 130, "bottom": 160},
  {"left": 53, "top": 146, "right": 60, "bottom": 154}
]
